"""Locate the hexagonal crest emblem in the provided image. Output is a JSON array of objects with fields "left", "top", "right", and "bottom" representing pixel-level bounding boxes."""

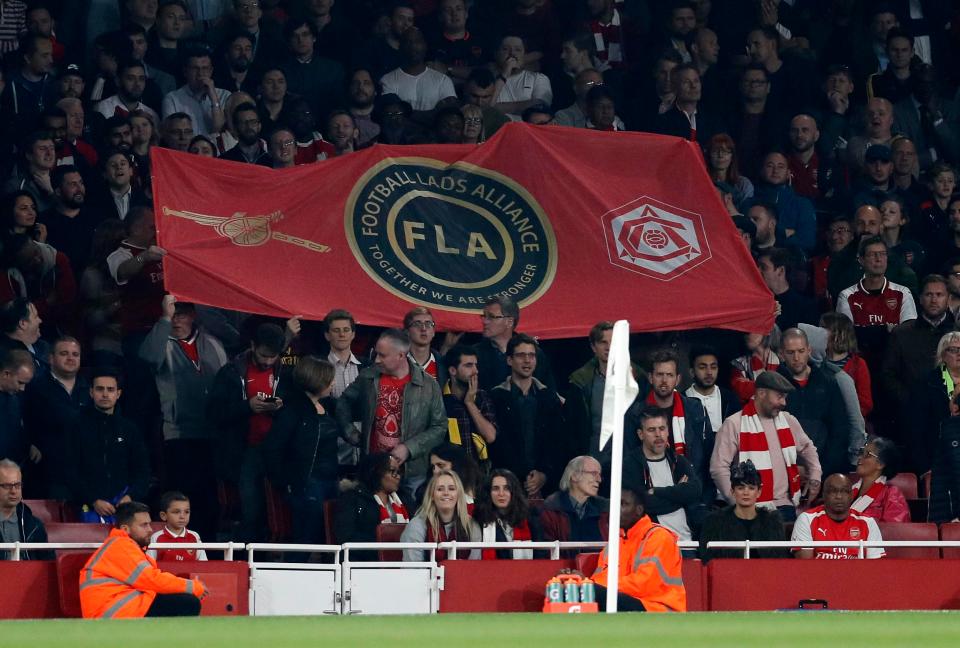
[{"left": 600, "top": 196, "right": 711, "bottom": 281}]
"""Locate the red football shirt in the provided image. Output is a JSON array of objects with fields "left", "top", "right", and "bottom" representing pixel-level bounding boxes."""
[
  {"left": 791, "top": 507, "right": 884, "bottom": 559},
  {"left": 246, "top": 363, "right": 277, "bottom": 446}
]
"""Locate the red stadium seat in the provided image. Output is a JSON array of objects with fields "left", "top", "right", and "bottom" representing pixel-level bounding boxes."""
[
  {"left": 44, "top": 523, "right": 112, "bottom": 545},
  {"left": 923, "top": 471, "right": 932, "bottom": 498},
  {"left": 876, "top": 522, "right": 939, "bottom": 559},
  {"left": 263, "top": 479, "right": 291, "bottom": 543},
  {"left": 56, "top": 551, "right": 93, "bottom": 617},
  {"left": 576, "top": 552, "right": 600, "bottom": 575},
  {"left": 23, "top": 500, "right": 63, "bottom": 524},
  {"left": 150, "top": 521, "right": 166, "bottom": 533},
  {"left": 940, "top": 523, "right": 960, "bottom": 559},
  {"left": 375, "top": 523, "right": 407, "bottom": 561},
  {"left": 888, "top": 473, "right": 919, "bottom": 500},
  {"left": 324, "top": 500, "right": 337, "bottom": 544}
]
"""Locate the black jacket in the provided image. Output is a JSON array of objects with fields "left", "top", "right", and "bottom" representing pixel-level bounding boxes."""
[
  {"left": 930, "top": 416, "right": 960, "bottom": 522},
  {"left": 208, "top": 352, "right": 291, "bottom": 482},
  {"left": 262, "top": 390, "right": 342, "bottom": 492},
  {"left": 698, "top": 505, "right": 787, "bottom": 563},
  {"left": 474, "top": 337, "right": 556, "bottom": 393},
  {"left": 489, "top": 378, "right": 565, "bottom": 493},
  {"left": 73, "top": 408, "right": 150, "bottom": 506},
  {"left": 23, "top": 373, "right": 91, "bottom": 499},
  {"left": 0, "top": 392, "right": 27, "bottom": 466},
  {"left": 622, "top": 447, "right": 705, "bottom": 538},
  {"left": 333, "top": 483, "right": 415, "bottom": 561},
  {"left": 3, "top": 502, "right": 53, "bottom": 561},
  {"left": 778, "top": 364, "right": 852, "bottom": 477},
  {"left": 909, "top": 367, "right": 953, "bottom": 476},
  {"left": 653, "top": 104, "right": 725, "bottom": 147}
]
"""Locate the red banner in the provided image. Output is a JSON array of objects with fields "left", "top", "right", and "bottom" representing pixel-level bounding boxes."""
[{"left": 152, "top": 123, "right": 773, "bottom": 338}]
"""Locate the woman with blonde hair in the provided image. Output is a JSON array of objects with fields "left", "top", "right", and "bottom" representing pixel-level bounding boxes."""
[
  {"left": 400, "top": 469, "right": 480, "bottom": 561},
  {"left": 461, "top": 104, "right": 485, "bottom": 144}
]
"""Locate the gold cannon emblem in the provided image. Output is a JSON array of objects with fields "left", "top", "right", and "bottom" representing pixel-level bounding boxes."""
[{"left": 162, "top": 206, "right": 331, "bottom": 253}]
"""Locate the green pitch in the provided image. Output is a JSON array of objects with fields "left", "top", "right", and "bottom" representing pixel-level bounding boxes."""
[{"left": 3, "top": 612, "right": 959, "bottom": 647}]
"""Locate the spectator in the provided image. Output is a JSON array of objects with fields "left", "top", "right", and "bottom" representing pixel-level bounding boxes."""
[
  {"left": 745, "top": 25, "right": 812, "bottom": 113},
  {"left": 751, "top": 151, "right": 816, "bottom": 252},
  {"left": 325, "top": 110, "right": 360, "bottom": 155},
  {"left": 57, "top": 64, "right": 84, "bottom": 100},
  {"left": 215, "top": 0, "right": 285, "bottom": 66},
  {"left": 489, "top": 333, "right": 564, "bottom": 497},
  {"left": 79, "top": 501, "right": 205, "bottom": 618},
  {"left": 539, "top": 456, "right": 608, "bottom": 546},
  {"left": 23, "top": 336, "right": 89, "bottom": 499},
  {"left": 868, "top": 27, "right": 915, "bottom": 106},
  {"left": 786, "top": 113, "right": 841, "bottom": 205},
  {"left": 748, "top": 200, "right": 782, "bottom": 254},
  {"left": 882, "top": 274, "right": 954, "bottom": 437},
  {"left": 423, "top": 442, "right": 481, "bottom": 508},
  {"left": 0, "top": 297, "right": 48, "bottom": 372},
  {"left": 41, "top": 165, "right": 99, "bottom": 277},
  {"left": 650, "top": 0, "right": 697, "bottom": 63},
  {"left": 473, "top": 468, "right": 538, "bottom": 560},
  {"left": 264, "top": 355, "right": 342, "bottom": 548},
  {"left": 584, "top": 85, "right": 622, "bottom": 131},
  {"left": 94, "top": 60, "right": 159, "bottom": 125},
  {"left": 124, "top": 22, "right": 177, "bottom": 106},
  {"left": 791, "top": 473, "right": 885, "bottom": 560},
  {"left": 160, "top": 112, "right": 195, "bottom": 151},
  {"left": 890, "top": 137, "right": 924, "bottom": 209},
  {"left": 699, "top": 460, "right": 787, "bottom": 563},
  {"left": 432, "top": 106, "right": 464, "bottom": 142},
  {"left": 140, "top": 295, "right": 227, "bottom": 538},
  {"left": 0, "top": 234, "right": 77, "bottom": 334},
  {"left": 0, "top": 348, "right": 36, "bottom": 470},
  {"left": 555, "top": 68, "right": 605, "bottom": 129},
  {"left": 257, "top": 66, "right": 288, "bottom": 130},
  {"left": 322, "top": 308, "right": 362, "bottom": 472},
  {"left": 280, "top": 17, "right": 345, "bottom": 124},
  {"left": 472, "top": 295, "right": 554, "bottom": 392},
  {"left": 106, "top": 204, "right": 167, "bottom": 338},
  {"left": 334, "top": 452, "right": 412, "bottom": 558},
  {"left": 355, "top": 1, "right": 413, "bottom": 80},
  {"left": 460, "top": 104, "right": 483, "bottom": 143},
  {"left": 5, "top": 132, "right": 57, "bottom": 213},
  {"left": 880, "top": 194, "right": 924, "bottom": 274},
  {"left": 219, "top": 102, "right": 270, "bottom": 165},
  {"left": 335, "top": 328, "right": 446, "bottom": 490},
  {"left": 491, "top": 35, "right": 552, "bottom": 119},
  {"left": 626, "top": 348, "right": 710, "bottom": 486},
  {"left": 654, "top": 64, "right": 720, "bottom": 144},
  {"left": 78, "top": 219, "right": 126, "bottom": 367},
  {"left": 0, "top": 458, "right": 52, "bottom": 560},
  {"left": 266, "top": 128, "right": 296, "bottom": 168},
  {"left": 852, "top": 144, "right": 898, "bottom": 209},
  {"left": 909, "top": 331, "right": 960, "bottom": 476},
  {"left": 711, "top": 370, "right": 822, "bottom": 522},
  {"left": 2, "top": 34, "right": 57, "bottom": 130},
  {"left": 57, "top": 98, "right": 99, "bottom": 169},
  {"left": 441, "top": 345, "right": 497, "bottom": 463},
  {"left": 929, "top": 403, "right": 960, "bottom": 523},
  {"left": 521, "top": 103, "right": 553, "bottom": 125},
  {"left": 812, "top": 217, "right": 853, "bottom": 310},
  {"left": 103, "top": 115, "right": 135, "bottom": 153},
  {"left": 282, "top": 97, "right": 333, "bottom": 164},
  {"left": 914, "top": 162, "right": 958, "bottom": 251},
  {"left": 851, "top": 437, "right": 909, "bottom": 523},
  {"left": 146, "top": 1, "right": 190, "bottom": 77},
  {"left": 399, "top": 469, "right": 480, "bottom": 561},
  {"left": 628, "top": 50, "right": 681, "bottom": 133},
  {"left": 74, "top": 369, "right": 150, "bottom": 522},
  {"left": 381, "top": 26, "right": 455, "bottom": 117},
  {"left": 893, "top": 64, "right": 960, "bottom": 171},
  {"left": 550, "top": 32, "right": 595, "bottom": 114},
  {"left": 592, "top": 486, "right": 686, "bottom": 613},
  {"left": 214, "top": 31, "right": 259, "bottom": 96},
  {"left": 927, "top": 197, "right": 960, "bottom": 274},
  {"left": 462, "top": 68, "right": 509, "bottom": 139},
  {"left": 847, "top": 97, "right": 895, "bottom": 172},
  {"left": 725, "top": 65, "right": 786, "bottom": 181},
  {"left": 622, "top": 407, "right": 703, "bottom": 544},
  {"left": 585, "top": 0, "right": 639, "bottom": 72},
  {"left": 757, "top": 247, "right": 818, "bottom": 330},
  {"left": 347, "top": 68, "right": 381, "bottom": 147},
  {"left": 705, "top": 133, "right": 754, "bottom": 210},
  {"left": 147, "top": 490, "right": 208, "bottom": 561},
  {"left": 820, "top": 313, "right": 873, "bottom": 420},
  {"left": 729, "top": 330, "right": 780, "bottom": 404},
  {"left": 2, "top": 190, "right": 45, "bottom": 242},
  {"left": 89, "top": 149, "right": 143, "bottom": 223},
  {"left": 209, "top": 322, "right": 289, "bottom": 541},
  {"left": 427, "top": 0, "right": 486, "bottom": 86},
  {"left": 301, "top": 0, "right": 353, "bottom": 65},
  {"left": 690, "top": 27, "right": 720, "bottom": 111},
  {"left": 501, "top": 0, "right": 560, "bottom": 71},
  {"left": 684, "top": 345, "right": 739, "bottom": 435},
  {"left": 161, "top": 48, "right": 231, "bottom": 136}
]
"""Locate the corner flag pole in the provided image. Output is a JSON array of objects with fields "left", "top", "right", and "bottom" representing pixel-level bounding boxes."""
[{"left": 598, "top": 320, "right": 639, "bottom": 613}]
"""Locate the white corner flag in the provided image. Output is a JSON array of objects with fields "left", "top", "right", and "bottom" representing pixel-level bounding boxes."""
[{"left": 598, "top": 320, "right": 639, "bottom": 613}]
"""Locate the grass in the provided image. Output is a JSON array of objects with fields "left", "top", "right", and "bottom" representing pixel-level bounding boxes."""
[{"left": 3, "top": 612, "right": 960, "bottom": 648}]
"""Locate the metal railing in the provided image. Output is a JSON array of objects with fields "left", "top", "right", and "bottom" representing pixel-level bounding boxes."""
[{"left": 701, "top": 540, "right": 960, "bottom": 559}]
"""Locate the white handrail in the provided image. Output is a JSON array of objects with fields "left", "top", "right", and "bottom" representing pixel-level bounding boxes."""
[
  {"left": 703, "top": 539, "right": 960, "bottom": 559},
  {"left": 435, "top": 541, "right": 608, "bottom": 560},
  {"left": 0, "top": 541, "right": 245, "bottom": 561}
]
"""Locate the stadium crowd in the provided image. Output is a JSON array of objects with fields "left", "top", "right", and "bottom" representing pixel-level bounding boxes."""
[{"left": 4, "top": 0, "right": 960, "bottom": 570}]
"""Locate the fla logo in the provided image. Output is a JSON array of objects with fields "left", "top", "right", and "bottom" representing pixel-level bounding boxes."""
[{"left": 345, "top": 157, "right": 557, "bottom": 311}]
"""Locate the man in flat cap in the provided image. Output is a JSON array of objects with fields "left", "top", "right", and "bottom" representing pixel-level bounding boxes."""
[{"left": 710, "top": 370, "right": 822, "bottom": 522}]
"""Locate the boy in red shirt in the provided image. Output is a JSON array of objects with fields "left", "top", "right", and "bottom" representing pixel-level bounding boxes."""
[{"left": 148, "top": 491, "right": 207, "bottom": 561}]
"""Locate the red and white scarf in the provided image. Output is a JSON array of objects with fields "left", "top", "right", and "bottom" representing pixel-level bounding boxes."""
[
  {"left": 374, "top": 493, "right": 409, "bottom": 524},
  {"left": 738, "top": 399, "right": 800, "bottom": 507},
  {"left": 850, "top": 477, "right": 886, "bottom": 514},
  {"left": 646, "top": 390, "right": 687, "bottom": 456},
  {"left": 481, "top": 519, "right": 532, "bottom": 560}
]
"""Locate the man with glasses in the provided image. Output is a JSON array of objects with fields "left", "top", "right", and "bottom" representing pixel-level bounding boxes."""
[
  {"left": 161, "top": 47, "right": 230, "bottom": 136},
  {"left": 220, "top": 102, "right": 270, "bottom": 165},
  {"left": 489, "top": 333, "right": 563, "bottom": 497},
  {"left": 472, "top": 295, "right": 554, "bottom": 393},
  {"left": 440, "top": 345, "right": 497, "bottom": 463},
  {"left": 555, "top": 68, "right": 609, "bottom": 129},
  {"left": 0, "top": 459, "right": 52, "bottom": 560},
  {"left": 404, "top": 307, "right": 441, "bottom": 380},
  {"left": 267, "top": 126, "right": 296, "bottom": 168},
  {"left": 540, "top": 455, "right": 608, "bottom": 548}
]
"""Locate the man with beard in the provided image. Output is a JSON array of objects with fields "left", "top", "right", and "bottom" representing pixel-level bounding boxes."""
[
  {"left": 41, "top": 165, "right": 100, "bottom": 275},
  {"left": 95, "top": 60, "right": 159, "bottom": 124},
  {"left": 684, "top": 345, "right": 739, "bottom": 436},
  {"left": 80, "top": 501, "right": 206, "bottom": 618},
  {"left": 381, "top": 27, "right": 456, "bottom": 118},
  {"left": 787, "top": 113, "right": 840, "bottom": 205},
  {"left": 283, "top": 96, "right": 334, "bottom": 164},
  {"left": 214, "top": 32, "right": 259, "bottom": 95},
  {"left": 348, "top": 68, "right": 380, "bottom": 147},
  {"left": 280, "top": 17, "right": 344, "bottom": 125},
  {"left": 220, "top": 102, "right": 270, "bottom": 165},
  {"left": 441, "top": 345, "right": 497, "bottom": 463},
  {"left": 325, "top": 110, "right": 359, "bottom": 156},
  {"left": 103, "top": 115, "right": 135, "bottom": 153}
]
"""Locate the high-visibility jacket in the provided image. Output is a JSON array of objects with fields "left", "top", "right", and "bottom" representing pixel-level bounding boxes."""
[
  {"left": 593, "top": 515, "right": 686, "bottom": 612},
  {"left": 79, "top": 528, "right": 205, "bottom": 618}
]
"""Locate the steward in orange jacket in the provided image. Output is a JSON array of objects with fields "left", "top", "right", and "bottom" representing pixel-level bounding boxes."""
[
  {"left": 80, "top": 502, "right": 205, "bottom": 618},
  {"left": 593, "top": 487, "right": 686, "bottom": 612}
]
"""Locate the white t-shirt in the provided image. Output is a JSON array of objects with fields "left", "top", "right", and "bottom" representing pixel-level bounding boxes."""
[
  {"left": 495, "top": 71, "right": 553, "bottom": 111},
  {"left": 647, "top": 457, "right": 691, "bottom": 541},
  {"left": 380, "top": 67, "right": 456, "bottom": 111},
  {"left": 685, "top": 385, "right": 722, "bottom": 432}
]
